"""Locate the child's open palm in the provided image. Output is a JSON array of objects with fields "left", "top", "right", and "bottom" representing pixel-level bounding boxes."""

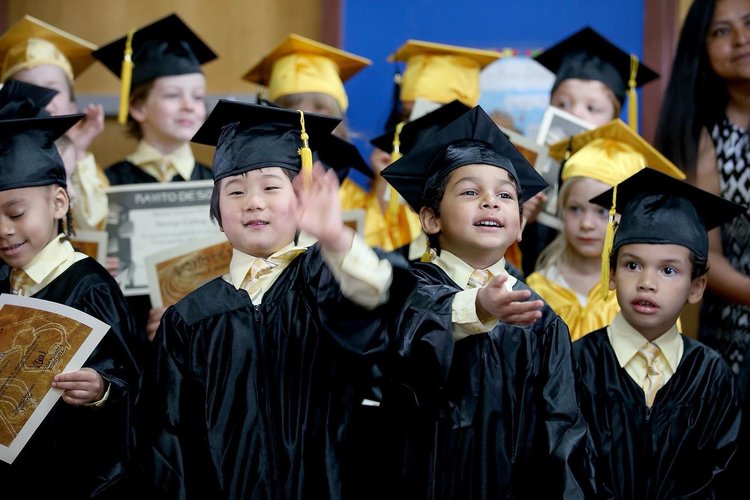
[
  {"left": 476, "top": 274, "right": 544, "bottom": 326},
  {"left": 293, "top": 162, "right": 352, "bottom": 252}
]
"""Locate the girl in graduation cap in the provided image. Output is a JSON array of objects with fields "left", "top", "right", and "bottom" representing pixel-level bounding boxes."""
[{"left": 0, "top": 80, "right": 142, "bottom": 500}]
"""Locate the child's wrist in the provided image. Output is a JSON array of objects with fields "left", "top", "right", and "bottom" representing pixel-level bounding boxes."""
[{"left": 319, "top": 225, "right": 354, "bottom": 254}]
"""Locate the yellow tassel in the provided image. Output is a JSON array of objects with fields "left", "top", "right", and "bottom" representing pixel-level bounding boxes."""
[
  {"left": 388, "top": 121, "right": 406, "bottom": 217},
  {"left": 420, "top": 238, "right": 432, "bottom": 262},
  {"left": 117, "top": 29, "right": 135, "bottom": 125},
  {"left": 600, "top": 185, "right": 618, "bottom": 300},
  {"left": 297, "top": 110, "right": 313, "bottom": 187},
  {"left": 627, "top": 54, "right": 639, "bottom": 133}
]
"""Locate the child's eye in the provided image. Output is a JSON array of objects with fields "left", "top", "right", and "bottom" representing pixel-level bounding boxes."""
[
  {"left": 567, "top": 206, "right": 581, "bottom": 215},
  {"left": 461, "top": 190, "right": 478, "bottom": 196},
  {"left": 625, "top": 261, "right": 640, "bottom": 271},
  {"left": 8, "top": 211, "right": 24, "bottom": 219},
  {"left": 663, "top": 266, "right": 678, "bottom": 276},
  {"left": 265, "top": 185, "right": 280, "bottom": 191},
  {"left": 228, "top": 190, "right": 244, "bottom": 196}
]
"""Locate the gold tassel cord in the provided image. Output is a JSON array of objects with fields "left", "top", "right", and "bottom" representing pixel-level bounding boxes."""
[
  {"left": 118, "top": 29, "right": 135, "bottom": 125},
  {"left": 297, "top": 110, "right": 313, "bottom": 188},
  {"left": 627, "top": 54, "right": 639, "bottom": 134},
  {"left": 388, "top": 121, "right": 406, "bottom": 217},
  {"left": 600, "top": 185, "right": 618, "bottom": 300}
]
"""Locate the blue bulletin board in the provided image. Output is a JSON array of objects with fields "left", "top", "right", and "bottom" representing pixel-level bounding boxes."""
[{"left": 342, "top": 0, "right": 644, "bottom": 154}]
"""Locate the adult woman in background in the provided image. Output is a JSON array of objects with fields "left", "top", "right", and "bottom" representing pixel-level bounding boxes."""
[{"left": 656, "top": 0, "right": 750, "bottom": 381}]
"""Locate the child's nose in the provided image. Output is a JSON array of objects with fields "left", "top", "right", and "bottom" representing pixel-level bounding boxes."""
[
  {"left": 637, "top": 272, "right": 656, "bottom": 292},
  {"left": 481, "top": 193, "right": 499, "bottom": 208}
]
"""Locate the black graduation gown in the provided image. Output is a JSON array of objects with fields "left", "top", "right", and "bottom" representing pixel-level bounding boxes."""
[
  {"left": 573, "top": 329, "right": 741, "bottom": 499},
  {"left": 143, "top": 246, "right": 413, "bottom": 500},
  {"left": 104, "top": 160, "right": 212, "bottom": 185},
  {"left": 380, "top": 261, "right": 592, "bottom": 500},
  {"left": 0, "top": 257, "right": 144, "bottom": 499}
]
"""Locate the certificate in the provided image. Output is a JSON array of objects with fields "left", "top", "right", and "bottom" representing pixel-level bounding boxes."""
[
  {"left": 0, "top": 294, "right": 110, "bottom": 464},
  {"left": 70, "top": 230, "right": 108, "bottom": 266},
  {"left": 105, "top": 181, "right": 223, "bottom": 296},
  {"left": 145, "top": 235, "right": 232, "bottom": 308},
  {"left": 533, "top": 106, "right": 595, "bottom": 229}
]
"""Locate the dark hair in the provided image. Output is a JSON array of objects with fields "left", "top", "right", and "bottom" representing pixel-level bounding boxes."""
[
  {"left": 126, "top": 80, "right": 156, "bottom": 140},
  {"left": 209, "top": 167, "right": 297, "bottom": 228},
  {"left": 655, "top": 0, "right": 725, "bottom": 177},
  {"left": 421, "top": 143, "right": 524, "bottom": 252},
  {"left": 609, "top": 246, "right": 709, "bottom": 281}
]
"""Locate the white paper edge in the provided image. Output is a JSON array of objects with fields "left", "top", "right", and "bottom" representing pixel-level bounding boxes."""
[
  {"left": 0, "top": 294, "right": 110, "bottom": 464},
  {"left": 535, "top": 105, "right": 595, "bottom": 145},
  {"left": 144, "top": 234, "right": 229, "bottom": 308},
  {"left": 104, "top": 179, "right": 214, "bottom": 195}
]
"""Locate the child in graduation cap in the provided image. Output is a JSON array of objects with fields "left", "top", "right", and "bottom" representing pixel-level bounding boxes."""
[
  {"left": 576, "top": 168, "right": 743, "bottom": 498},
  {"left": 143, "top": 100, "right": 414, "bottom": 499},
  {"left": 527, "top": 119, "right": 686, "bottom": 341},
  {"left": 524, "top": 26, "right": 659, "bottom": 276},
  {"left": 92, "top": 13, "right": 217, "bottom": 339},
  {"left": 381, "top": 106, "right": 592, "bottom": 499},
  {"left": 242, "top": 34, "right": 384, "bottom": 247},
  {"left": 0, "top": 80, "right": 142, "bottom": 499},
  {"left": 0, "top": 15, "right": 110, "bottom": 232}
]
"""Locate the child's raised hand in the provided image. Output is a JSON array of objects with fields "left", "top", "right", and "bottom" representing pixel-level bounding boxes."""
[
  {"left": 476, "top": 274, "right": 544, "bottom": 326},
  {"left": 52, "top": 368, "right": 107, "bottom": 406},
  {"left": 293, "top": 162, "right": 353, "bottom": 252},
  {"left": 66, "top": 103, "right": 105, "bottom": 158}
]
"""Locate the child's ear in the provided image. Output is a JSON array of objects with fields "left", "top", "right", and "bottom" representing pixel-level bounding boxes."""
[
  {"left": 51, "top": 186, "right": 69, "bottom": 219},
  {"left": 688, "top": 275, "right": 708, "bottom": 304},
  {"left": 129, "top": 99, "right": 147, "bottom": 123},
  {"left": 419, "top": 207, "right": 440, "bottom": 236},
  {"left": 609, "top": 269, "right": 617, "bottom": 290},
  {"left": 517, "top": 215, "right": 526, "bottom": 243}
]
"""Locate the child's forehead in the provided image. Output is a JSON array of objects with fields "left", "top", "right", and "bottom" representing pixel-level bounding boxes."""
[
  {"left": 0, "top": 184, "right": 51, "bottom": 203},
  {"left": 617, "top": 242, "right": 692, "bottom": 261},
  {"left": 448, "top": 163, "right": 514, "bottom": 182},
  {"left": 220, "top": 167, "right": 291, "bottom": 184}
]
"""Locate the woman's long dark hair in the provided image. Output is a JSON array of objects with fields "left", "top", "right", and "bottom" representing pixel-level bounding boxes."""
[{"left": 655, "top": 0, "right": 728, "bottom": 178}]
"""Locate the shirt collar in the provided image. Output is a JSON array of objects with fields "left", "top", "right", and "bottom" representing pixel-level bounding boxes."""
[
  {"left": 227, "top": 241, "right": 307, "bottom": 289},
  {"left": 430, "top": 248, "right": 516, "bottom": 291},
  {"left": 607, "top": 312, "right": 682, "bottom": 372},
  {"left": 21, "top": 234, "right": 75, "bottom": 284},
  {"left": 126, "top": 140, "right": 196, "bottom": 181}
]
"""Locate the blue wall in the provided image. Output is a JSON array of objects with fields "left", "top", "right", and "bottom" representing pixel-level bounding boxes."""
[{"left": 341, "top": 0, "right": 644, "bottom": 153}]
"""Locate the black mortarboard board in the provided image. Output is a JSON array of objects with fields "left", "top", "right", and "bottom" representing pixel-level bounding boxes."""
[
  {"left": 192, "top": 99, "right": 340, "bottom": 182},
  {"left": 256, "top": 97, "right": 372, "bottom": 181},
  {"left": 534, "top": 26, "right": 658, "bottom": 105},
  {"left": 0, "top": 80, "right": 83, "bottom": 191},
  {"left": 92, "top": 13, "right": 217, "bottom": 89},
  {"left": 381, "top": 105, "right": 548, "bottom": 212},
  {"left": 370, "top": 99, "right": 470, "bottom": 155},
  {"left": 590, "top": 168, "right": 746, "bottom": 261}
]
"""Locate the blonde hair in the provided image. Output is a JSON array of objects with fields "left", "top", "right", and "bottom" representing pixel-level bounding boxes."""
[
  {"left": 534, "top": 177, "right": 586, "bottom": 273},
  {"left": 274, "top": 92, "right": 349, "bottom": 139}
]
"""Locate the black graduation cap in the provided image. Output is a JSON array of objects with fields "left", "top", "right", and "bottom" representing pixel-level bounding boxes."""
[
  {"left": 534, "top": 26, "right": 658, "bottom": 105},
  {"left": 590, "top": 168, "right": 746, "bottom": 261},
  {"left": 370, "top": 99, "right": 471, "bottom": 155},
  {"left": 381, "top": 105, "right": 548, "bottom": 212},
  {"left": 92, "top": 13, "right": 217, "bottom": 89},
  {"left": 0, "top": 80, "right": 83, "bottom": 191},
  {"left": 191, "top": 99, "right": 340, "bottom": 182},
  {"left": 256, "top": 97, "right": 372, "bottom": 181},
  {"left": 0, "top": 79, "right": 57, "bottom": 123}
]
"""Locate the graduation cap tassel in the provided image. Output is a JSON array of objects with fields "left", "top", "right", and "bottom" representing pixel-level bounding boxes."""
[
  {"left": 117, "top": 29, "right": 135, "bottom": 125},
  {"left": 627, "top": 54, "right": 639, "bottom": 134},
  {"left": 297, "top": 110, "right": 313, "bottom": 187},
  {"left": 388, "top": 121, "right": 406, "bottom": 217},
  {"left": 420, "top": 238, "right": 432, "bottom": 263},
  {"left": 600, "top": 184, "right": 618, "bottom": 300}
]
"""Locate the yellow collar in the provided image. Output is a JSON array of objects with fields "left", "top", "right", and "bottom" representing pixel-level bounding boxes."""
[
  {"left": 430, "top": 248, "right": 515, "bottom": 291},
  {"left": 607, "top": 312, "right": 682, "bottom": 373},
  {"left": 21, "top": 234, "right": 75, "bottom": 284},
  {"left": 126, "top": 140, "right": 196, "bottom": 181},
  {"left": 227, "top": 242, "right": 307, "bottom": 289}
]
